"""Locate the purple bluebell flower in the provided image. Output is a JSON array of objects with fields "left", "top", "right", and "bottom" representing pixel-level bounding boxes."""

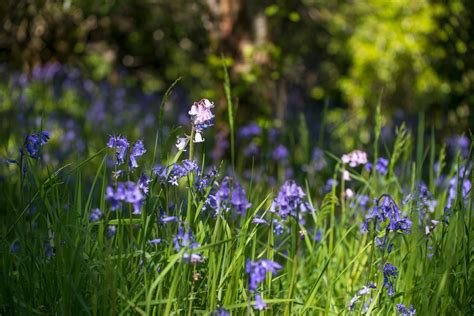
[
  {"left": 383, "top": 263, "right": 398, "bottom": 297},
  {"left": 138, "top": 174, "right": 151, "bottom": 194},
  {"left": 24, "top": 131, "right": 50, "bottom": 159},
  {"left": 272, "top": 144, "right": 289, "bottom": 162},
  {"left": 246, "top": 259, "right": 282, "bottom": 292},
  {"left": 270, "top": 180, "right": 311, "bottom": 220},
  {"left": 447, "top": 135, "right": 470, "bottom": 158},
  {"left": 254, "top": 294, "right": 267, "bottom": 310},
  {"left": 273, "top": 219, "right": 285, "bottom": 235},
  {"left": 364, "top": 163, "right": 373, "bottom": 172},
  {"left": 195, "top": 167, "right": 217, "bottom": 192},
  {"left": 153, "top": 164, "right": 168, "bottom": 183},
  {"left": 252, "top": 217, "right": 267, "bottom": 224},
  {"left": 160, "top": 215, "right": 178, "bottom": 224},
  {"left": 148, "top": 238, "right": 162, "bottom": 245},
  {"left": 314, "top": 229, "right": 323, "bottom": 242},
  {"left": 376, "top": 157, "right": 389, "bottom": 175},
  {"left": 324, "top": 178, "right": 338, "bottom": 193},
  {"left": 231, "top": 183, "right": 251, "bottom": 216},
  {"left": 129, "top": 140, "right": 146, "bottom": 169},
  {"left": 89, "top": 208, "right": 102, "bottom": 222},
  {"left": 105, "top": 181, "right": 144, "bottom": 214},
  {"left": 108, "top": 225, "right": 117, "bottom": 237},
  {"left": 107, "top": 135, "right": 129, "bottom": 165},
  {"left": 397, "top": 304, "right": 416, "bottom": 316},
  {"left": 446, "top": 166, "right": 471, "bottom": 209},
  {"left": 349, "top": 283, "right": 376, "bottom": 311},
  {"left": 168, "top": 164, "right": 187, "bottom": 186},
  {"left": 238, "top": 122, "right": 262, "bottom": 139},
  {"left": 348, "top": 295, "right": 359, "bottom": 311},
  {"left": 173, "top": 226, "right": 203, "bottom": 264},
  {"left": 212, "top": 308, "right": 230, "bottom": 316},
  {"left": 362, "top": 195, "right": 412, "bottom": 235},
  {"left": 182, "top": 159, "right": 199, "bottom": 173}
]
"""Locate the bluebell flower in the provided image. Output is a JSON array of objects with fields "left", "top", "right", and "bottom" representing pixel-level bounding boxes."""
[
  {"left": 254, "top": 294, "right": 267, "bottom": 310},
  {"left": 383, "top": 263, "right": 398, "bottom": 297},
  {"left": 89, "top": 208, "right": 102, "bottom": 222},
  {"left": 188, "top": 98, "right": 214, "bottom": 131},
  {"left": 246, "top": 259, "right": 282, "bottom": 292},
  {"left": 270, "top": 180, "right": 312, "bottom": 220},
  {"left": 195, "top": 167, "right": 217, "bottom": 192},
  {"left": 138, "top": 174, "right": 151, "bottom": 194},
  {"left": 212, "top": 307, "right": 230, "bottom": 316},
  {"left": 160, "top": 215, "right": 178, "bottom": 224},
  {"left": 148, "top": 238, "right": 162, "bottom": 245},
  {"left": 376, "top": 157, "right": 389, "bottom": 175},
  {"left": 272, "top": 144, "right": 289, "bottom": 162},
  {"left": 105, "top": 181, "right": 144, "bottom": 214},
  {"left": 107, "top": 135, "right": 129, "bottom": 165},
  {"left": 238, "top": 122, "right": 262, "bottom": 139},
  {"left": 396, "top": 304, "right": 416, "bottom": 315},
  {"left": 447, "top": 135, "right": 470, "bottom": 158},
  {"left": 153, "top": 164, "right": 168, "bottom": 183},
  {"left": 348, "top": 283, "right": 376, "bottom": 312},
  {"left": 173, "top": 226, "right": 203, "bottom": 264},
  {"left": 252, "top": 217, "right": 267, "bottom": 224},
  {"left": 324, "top": 178, "right": 338, "bottom": 193},
  {"left": 108, "top": 225, "right": 116, "bottom": 237},
  {"left": 231, "top": 183, "right": 251, "bottom": 216},
  {"left": 362, "top": 195, "right": 412, "bottom": 235},
  {"left": 273, "top": 219, "right": 285, "bottom": 235},
  {"left": 129, "top": 140, "right": 146, "bottom": 169},
  {"left": 24, "top": 131, "right": 50, "bottom": 159}
]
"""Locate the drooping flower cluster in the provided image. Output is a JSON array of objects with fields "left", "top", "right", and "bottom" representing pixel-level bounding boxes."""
[
  {"left": 397, "top": 303, "right": 416, "bottom": 315},
  {"left": 383, "top": 263, "right": 398, "bottom": 296},
  {"left": 268, "top": 180, "right": 313, "bottom": 236},
  {"left": 365, "top": 157, "right": 389, "bottom": 175},
  {"left": 89, "top": 208, "right": 102, "bottom": 222},
  {"left": 246, "top": 259, "right": 282, "bottom": 310},
  {"left": 403, "top": 184, "right": 438, "bottom": 235},
  {"left": 203, "top": 176, "right": 251, "bottom": 216},
  {"left": 153, "top": 159, "right": 199, "bottom": 186},
  {"left": 24, "top": 131, "right": 50, "bottom": 159},
  {"left": 446, "top": 165, "right": 471, "bottom": 209},
  {"left": 342, "top": 150, "right": 368, "bottom": 167},
  {"left": 105, "top": 181, "right": 145, "bottom": 214},
  {"left": 348, "top": 282, "right": 376, "bottom": 312},
  {"left": 107, "top": 135, "right": 129, "bottom": 165},
  {"left": 176, "top": 99, "right": 215, "bottom": 149},
  {"left": 361, "top": 194, "right": 413, "bottom": 236},
  {"left": 129, "top": 140, "right": 146, "bottom": 169},
  {"left": 270, "top": 180, "right": 313, "bottom": 220},
  {"left": 173, "top": 226, "right": 203, "bottom": 263},
  {"left": 107, "top": 135, "right": 146, "bottom": 169}
]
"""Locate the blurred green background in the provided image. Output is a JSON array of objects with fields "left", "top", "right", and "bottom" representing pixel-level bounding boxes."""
[{"left": 0, "top": 0, "right": 472, "bottom": 151}]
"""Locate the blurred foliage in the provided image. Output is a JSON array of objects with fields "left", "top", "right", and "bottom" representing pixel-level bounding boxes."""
[{"left": 0, "top": 0, "right": 472, "bottom": 151}]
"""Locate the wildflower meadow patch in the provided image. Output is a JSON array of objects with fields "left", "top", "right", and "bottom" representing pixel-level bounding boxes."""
[{"left": 0, "top": 68, "right": 473, "bottom": 315}]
